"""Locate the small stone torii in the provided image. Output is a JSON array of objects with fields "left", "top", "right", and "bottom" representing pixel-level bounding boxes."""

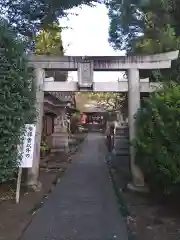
[{"left": 27, "top": 50, "right": 179, "bottom": 191}]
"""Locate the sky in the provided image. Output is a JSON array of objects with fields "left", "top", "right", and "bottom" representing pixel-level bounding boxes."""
[{"left": 61, "top": 3, "right": 125, "bottom": 82}]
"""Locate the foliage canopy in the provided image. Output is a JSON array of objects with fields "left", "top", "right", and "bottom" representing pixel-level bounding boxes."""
[
  {"left": 107, "top": 0, "right": 180, "bottom": 80},
  {"left": 35, "top": 22, "right": 64, "bottom": 55},
  {"left": 1, "top": 0, "right": 102, "bottom": 37}
]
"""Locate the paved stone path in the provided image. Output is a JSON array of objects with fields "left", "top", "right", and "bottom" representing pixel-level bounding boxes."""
[{"left": 21, "top": 133, "right": 128, "bottom": 240}]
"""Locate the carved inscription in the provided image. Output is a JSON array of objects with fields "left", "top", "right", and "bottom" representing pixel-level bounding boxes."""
[{"left": 78, "top": 62, "right": 93, "bottom": 86}]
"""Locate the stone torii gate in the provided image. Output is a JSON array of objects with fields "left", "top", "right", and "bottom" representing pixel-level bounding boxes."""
[{"left": 28, "top": 50, "right": 179, "bottom": 191}]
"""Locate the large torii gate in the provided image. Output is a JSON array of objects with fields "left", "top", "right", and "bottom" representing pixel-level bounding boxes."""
[{"left": 28, "top": 50, "right": 179, "bottom": 191}]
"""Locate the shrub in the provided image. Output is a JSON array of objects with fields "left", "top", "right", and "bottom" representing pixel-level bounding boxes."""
[
  {"left": 133, "top": 82, "right": 180, "bottom": 195},
  {"left": 0, "top": 19, "right": 36, "bottom": 183}
]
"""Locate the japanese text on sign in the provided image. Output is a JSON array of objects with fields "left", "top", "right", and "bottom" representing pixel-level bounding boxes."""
[{"left": 20, "top": 124, "right": 36, "bottom": 168}]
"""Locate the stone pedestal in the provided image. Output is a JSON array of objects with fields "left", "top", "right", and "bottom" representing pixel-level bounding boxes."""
[
  {"left": 51, "top": 131, "right": 69, "bottom": 152},
  {"left": 52, "top": 112, "right": 69, "bottom": 152}
]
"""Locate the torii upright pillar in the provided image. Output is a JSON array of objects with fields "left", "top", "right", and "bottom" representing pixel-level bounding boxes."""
[
  {"left": 127, "top": 69, "right": 146, "bottom": 191},
  {"left": 27, "top": 67, "right": 45, "bottom": 190}
]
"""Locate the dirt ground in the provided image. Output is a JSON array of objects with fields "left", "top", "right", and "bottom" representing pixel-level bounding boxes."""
[
  {"left": 110, "top": 155, "right": 180, "bottom": 240},
  {"left": 3, "top": 133, "right": 180, "bottom": 240},
  {"left": 0, "top": 133, "right": 85, "bottom": 240}
]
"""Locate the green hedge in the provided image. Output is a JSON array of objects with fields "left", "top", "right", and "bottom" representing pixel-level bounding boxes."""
[
  {"left": 133, "top": 82, "right": 180, "bottom": 195},
  {"left": 0, "top": 19, "right": 36, "bottom": 183}
]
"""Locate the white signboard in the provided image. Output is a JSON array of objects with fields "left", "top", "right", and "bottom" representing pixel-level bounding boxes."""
[{"left": 20, "top": 124, "right": 36, "bottom": 168}]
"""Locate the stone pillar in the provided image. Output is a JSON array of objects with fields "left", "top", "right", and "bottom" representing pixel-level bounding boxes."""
[
  {"left": 127, "top": 69, "right": 148, "bottom": 192},
  {"left": 27, "top": 67, "right": 45, "bottom": 189},
  {"left": 52, "top": 109, "right": 69, "bottom": 152},
  {"left": 54, "top": 111, "right": 63, "bottom": 133}
]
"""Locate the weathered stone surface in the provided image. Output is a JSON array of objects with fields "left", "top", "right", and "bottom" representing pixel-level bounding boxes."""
[
  {"left": 28, "top": 51, "right": 179, "bottom": 69},
  {"left": 44, "top": 80, "right": 162, "bottom": 92}
]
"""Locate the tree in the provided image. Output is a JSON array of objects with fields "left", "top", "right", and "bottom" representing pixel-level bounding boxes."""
[
  {"left": 107, "top": 0, "right": 180, "bottom": 195},
  {"left": 130, "top": 12, "right": 180, "bottom": 81},
  {"left": 1, "top": 0, "right": 102, "bottom": 37},
  {"left": 133, "top": 82, "right": 180, "bottom": 195},
  {"left": 35, "top": 21, "right": 67, "bottom": 81},
  {"left": 79, "top": 92, "right": 124, "bottom": 111},
  {"left": 107, "top": 0, "right": 179, "bottom": 52},
  {"left": 0, "top": 18, "right": 36, "bottom": 183},
  {"left": 35, "top": 22, "right": 64, "bottom": 55},
  {"left": 107, "top": 0, "right": 180, "bottom": 81}
]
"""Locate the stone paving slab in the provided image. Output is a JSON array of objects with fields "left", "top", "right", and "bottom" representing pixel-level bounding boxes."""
[{"left": 21, "top": 133, "right": 128, "bottom": 240}]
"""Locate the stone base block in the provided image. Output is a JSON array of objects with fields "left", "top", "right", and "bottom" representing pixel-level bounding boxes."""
[{"left": 127, "top": 182, "right": 149, "bottom": 193}]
